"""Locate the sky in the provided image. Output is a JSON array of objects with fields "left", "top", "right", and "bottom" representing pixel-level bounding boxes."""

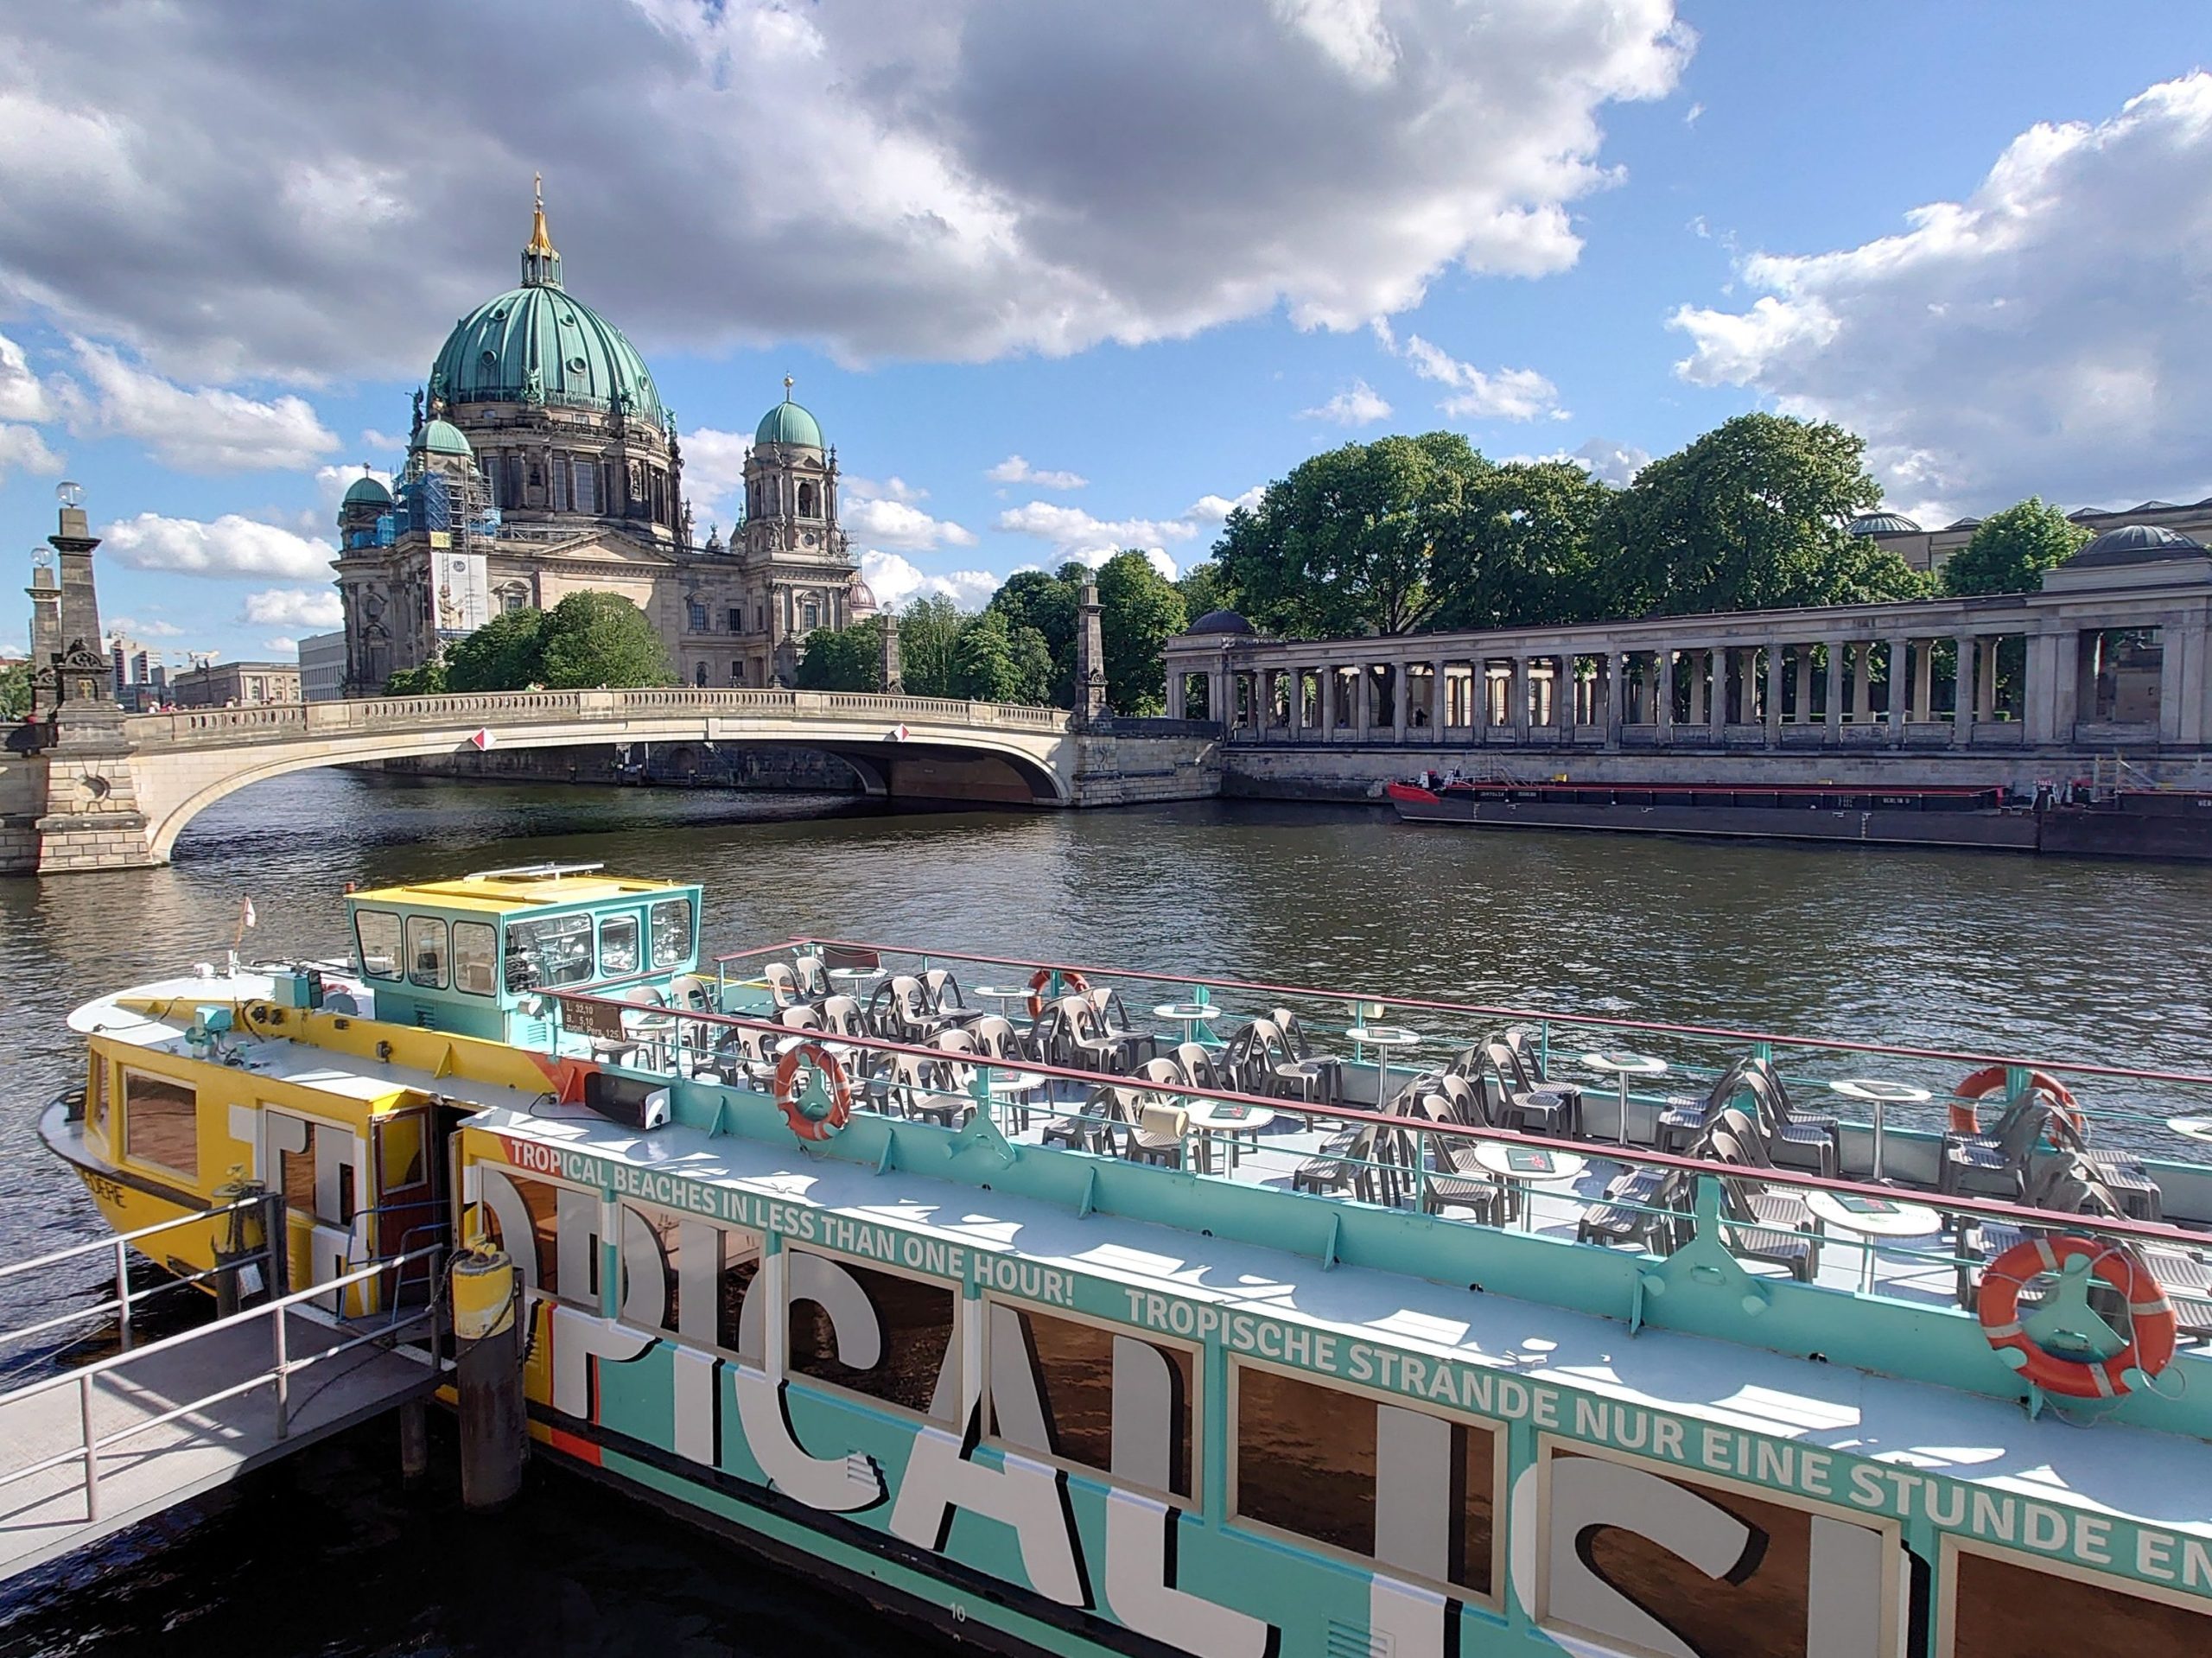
[{"left": 2, "top": 1, "right": 2209, "bottom": 666}]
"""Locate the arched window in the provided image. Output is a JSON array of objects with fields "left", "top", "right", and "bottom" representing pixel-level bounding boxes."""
[
  {"left": 799, "top": 597, "right": 820, "bottom": 632},
  {"left": 694, "top": 662, "right": 709, "bottom": 687},
  {"left": 798, "top": 480, "right": 817, "bottom": 518}
]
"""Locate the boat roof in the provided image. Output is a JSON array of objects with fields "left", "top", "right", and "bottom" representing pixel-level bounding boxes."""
[
  {"left": 468, "top": 1096, "right": 2212, "bottom": 1540},
  {"left": 347, "top": 867, "right": 691, "bottom": 916}
]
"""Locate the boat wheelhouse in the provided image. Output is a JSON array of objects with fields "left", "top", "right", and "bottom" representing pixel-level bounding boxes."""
[{"left": 31, "top": 879, "right": 2212, "bottom": 1658}]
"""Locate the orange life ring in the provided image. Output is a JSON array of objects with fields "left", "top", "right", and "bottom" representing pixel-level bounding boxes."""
[
  {"left": 1979, "top": 1235, "right": 2174, "bottom": 1399},
  {"left": 1950, "top": 1064, "right": 2082, "bottom": 1135},
  {"left": 774, "top": 1042, "right": 852, "bottom": 1142},
  {"left": 1027, "top": 967, "right": 1090, "bottom": 1020}
]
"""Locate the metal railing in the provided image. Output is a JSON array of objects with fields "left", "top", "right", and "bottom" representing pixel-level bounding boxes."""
[
  {"left": 0, "top": 1191, "right": 283, "bottom": 1359},
  {"left": 0, "top": 1245, "right": 445, "bottom": 1526}
]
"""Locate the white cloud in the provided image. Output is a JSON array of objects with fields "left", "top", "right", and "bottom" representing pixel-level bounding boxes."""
[
  {"left": 359, "top": 428, "right": 407, "bottom": 452},
  {"left": 242, "top": 587, "right": 342, "bottom": 628},
  {"left": 845, "top": 497, "right": 977, "bottom": 551},
  {"left": 0, "top": 420, "right": 59, "bottom": 483},
  {"left": 263, "top": 636, "right": 299, "bottom": 654},
  {"left": 1300, "top": 379, "right": 1393, "bottom": 426},
  {"left": 1185, "top": 485, "right": 1265, "bottom": 523},
  {"left": 102, "top": 511, "right": 335, "bottom": 580},
  {"left": 1669, "top": 73, "right": 2212, "bottom": 514},
  {"left": 995, "top": 500, "right": 1201, "bottom": 552},
  {"left": 846, "top": 475, "right": 928, "bottom": 504},
  {"left": 1570, "top": 436, "right": 1649, "bottom": 487},
  {"left": 108, "top": 615, "right": 184, "bottom": 638},
  {"left": 0, "top": 327, "right": 48, "bottom": 420},
  {"left": 54, "top": 340, "right": 336, "bottom": 472},
  {"left": 1376, "top": 320, "right": 1567, "bottom": 422},
  {"left": 1683, "top": 100, "right": 1703, "bottom": 125},
  {"left": 860, "top": 550, "right": 1002, "bottom": 610},
  {"left": 988, "top": 454, "right": 1088, "bottom": 490},
  {"left": 679, "top": 426, "right": 751, "bottom": 523},
  {"left": 0, "top": 3, "right": 1687, "bottom": 379}
]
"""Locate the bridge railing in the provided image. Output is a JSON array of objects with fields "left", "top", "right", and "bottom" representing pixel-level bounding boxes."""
[{"left": 123, "top": 689, "right": 1074, "bottom": 746}]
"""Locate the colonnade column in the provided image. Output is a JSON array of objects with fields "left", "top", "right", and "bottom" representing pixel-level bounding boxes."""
[
  {"left": 1707, "top": 647, "right": 1726, "bottom": 740},
  {"left": 1603, "top": 651, "right": 1622, "bottom": 749},
  {"left": 1511, "top": 656, "right": 1530, "bottom": 740},
  {"left": 1952, "top": 636, "right": 1974, "bottom": 746},
  {"left": 1656, "top": 650, "right": 1674, "bottom": 743},
  {"left": 1166, "top": 672, "right": 1185, "bottom": 721},
  {"left": 1977, "top": 638, "right": 1999, "bottom": 726},
  {"left": 1764, "top": 645, "right": 1783, "bottom": 744},
  {"left": 1824, "top": 641, "right": 1843, "bottom": 740},
  {"left": 1888, "top": 641, "right": 1910, "bottom": 746},
  {"left": 1849, "top": 644, "right": 1871, "bottom": 724},
  {"left": 1354, "top": 664, "right": 1372, "bottom": 736},
  {"left": 1392, "top": 663, "right": 1408, "bottom": 744},
  {"left": 1914, "top": 642, "right": 1933, "bottom": 730},
  {"left": 1795, "top": 648, "right": 1813, "bottom": 727}
]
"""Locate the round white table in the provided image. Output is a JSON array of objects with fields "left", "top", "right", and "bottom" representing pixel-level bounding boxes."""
[
  {"left": 2168, "top": 1115, "right": 2212, "bottom": 1146},
  {"left": 1185, "top": 1098, "right": 1275, "bottom": 1174},
  {"left": 1471, "top": 1143, "right": 1588, "bottom": 1230},
  {"left": 1348, "top": 1026, "right": 1423, "bottom": 1109},
  {"left": 975, "top": 984, "right": 1039, "bottom": 1020},
  {"left": 1582, "top": 1051, "right": 1667, "bottom": 1146},
  {"left": 828, "top": 966, "right": 885, "bottom": 996},
  {"left": 1154, "top": 1001, "right": 1224, "bottom": 1048},
  {"left": 1803, "top": 1190, "right": 1944, "bottom": 1293},
  {"left": 1826, "top": 1078, "right": 1932, "bottom": 1181}
]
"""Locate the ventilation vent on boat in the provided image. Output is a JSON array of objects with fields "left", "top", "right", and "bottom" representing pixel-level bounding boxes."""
[
  {"left": 1325, "top": 1619, "right": 1389, "bottom": 1658},
  {"left": 413, "top": 1007, "right": 439, "bottom": 1029}
]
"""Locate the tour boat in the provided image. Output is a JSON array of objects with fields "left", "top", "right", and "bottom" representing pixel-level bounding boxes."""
[{"left": 35, "top": 862, "right": 2212, "bottom": 1657}]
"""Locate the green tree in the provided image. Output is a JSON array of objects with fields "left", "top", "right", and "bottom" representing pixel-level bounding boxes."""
[
  {"left": 1007, "top": 622, "right": 1057, "bottom": 706},
  {"left": 443, "top": 606, "right": 548, "bottom": 691},
  {"left": 1094, "top": 549, "right": 1186, "bottom": 715},
  {"left": 897, "top": 596, "right": 969, "bottom": 698},
  {"left": 986, "top": 565, "right": 1084, "bottom": 701},
  {"left": 535, "top": 591, "right": 678, "bottom": 689},
  {"left": 1940, "top": 497, "right": 2090, "bottom": 596},
  {"left": 0, "top": 658, "right": 30, "bottom": 720},
  {"left": 1212, "top": 432, "right": 1490, "bottom": 637},
  {"left": 384, "top": 661, "right": 448, "bottom": 696},
  {"left": 1596, "top": 414, "right": 1920, "bottom": 616},
  {"left": 950, "top": 608, "right": 1027, "bottom": 702},
  {"left": 1430, "top": 460, "right": 1612, "bottom": 631},
  {"left": 792, "top": 616, "right": 885, "bottom": 691},
  {"left": 1176, "top": 560, "right": 1227, "bottom": 620}
]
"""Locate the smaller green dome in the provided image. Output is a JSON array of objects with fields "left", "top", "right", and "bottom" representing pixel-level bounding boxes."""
[
  {"left": 756, "top": 397, "right": 823, "bottom": 450},
  {"left": 342, "top": 473, "right": 393, "bottom": 508},
  {"left": 414, "top": 417, "right": 473, "bottom": 457}
]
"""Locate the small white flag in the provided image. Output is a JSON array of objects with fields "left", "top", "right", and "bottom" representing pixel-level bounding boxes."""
[{"left": 240, "top": 898, "right": 257, "bottom": 929}]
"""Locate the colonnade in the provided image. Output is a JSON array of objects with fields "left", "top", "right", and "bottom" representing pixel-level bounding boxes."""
[{"left": 1162, "top": 589, "right": 2212, "bottom": 753}]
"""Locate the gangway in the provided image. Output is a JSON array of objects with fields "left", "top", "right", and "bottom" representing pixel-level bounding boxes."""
[{"left": 0, "top": 1201, "right": 446, "bottom": 1582}]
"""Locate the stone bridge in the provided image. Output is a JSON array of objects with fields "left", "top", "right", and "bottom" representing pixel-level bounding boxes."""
[{"left": 1, "top": 689, "right": 1224, "bottom": 873}]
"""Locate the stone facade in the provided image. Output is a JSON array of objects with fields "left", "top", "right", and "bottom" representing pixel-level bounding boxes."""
[
  {"left": 170, "top": 660, "right": 302, "bottom": 708},
  {"left": 333, "top": 196, "right": 873, "bottom": 697}
]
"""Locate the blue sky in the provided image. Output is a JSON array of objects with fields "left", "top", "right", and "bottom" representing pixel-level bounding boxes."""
[{"left": 3, "top": 1, "right": 2209, "bottom": 666}]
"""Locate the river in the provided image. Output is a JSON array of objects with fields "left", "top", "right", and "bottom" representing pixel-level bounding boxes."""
[{"left": 2, "top": 769, "right": 2209, "bottom": 1654}]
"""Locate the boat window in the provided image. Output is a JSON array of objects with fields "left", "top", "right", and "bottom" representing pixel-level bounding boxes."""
[
  {"left": 278, "top": 1118, "right": 354, "bottom": 1227},
  {"left": 356, "top": 909, "right": 403, "bottom": 980},
  {"left": 1234, "top": 1363, "right": 1496, "bottom": 1597},
  {"left": 987, "top": 1304, "right": 1193, "bottom": 1500},
  {"left": 405, "top": 915, "right": 448, "bottom": 989},
  {"left": 505, "top": 912, "right": 594, "bottom": 990},
  {"left": 1948, "top": 1543, "right": 2211, "bottom": 1655},
  {"left": 378, "top": 1115, "right": 426, "bottom": 1192},
  {"left": 453, "top": 921, "right": 498, "bottom": 996},
  {"left": 88, "top": 1058, "right": 110, "bottom": 1140},
  {"left": 483, "top": 1171, "right": 562, "bottom": 1297},
  {"left": 650, "top": 898, "right": 693, "bottom": 969},
  {"left": 716, "top": 1229, "right": 766, "bottom": 1360},
  {"left": 599, "top": 913, "right": 640, "bottom": 977},
  {"left": 623, "top": 1203, "right": 684, "bottom": 1334},
  {"left": 788, "top": 1255, "right": 954, "bottom": 1418},
  {"left": 122, "top": 1070, "right": 199, "bottom": 1178}
]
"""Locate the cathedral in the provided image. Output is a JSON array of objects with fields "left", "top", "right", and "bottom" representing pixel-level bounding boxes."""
[{"left": 334, "top": 186, "right": 874, "bottom": 694}]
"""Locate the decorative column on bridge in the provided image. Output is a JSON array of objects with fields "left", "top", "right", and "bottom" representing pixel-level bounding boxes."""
[
  {"left": 880, "top": 607, "right": 903, "bottom": 695},
  {"left": 24, "top": 486, "right": 155, "bottom": 873},
  {"left": 1074, "top": 580, "right": 1107, "bottom": 722}
]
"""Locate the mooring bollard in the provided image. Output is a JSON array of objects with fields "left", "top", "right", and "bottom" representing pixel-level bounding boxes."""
[
  {"left": 449, "top": 1243, "right": 525, "bottom": 1510},
  {"left": 398, "top": 1398, "right": 429, "bottom": 1485}
]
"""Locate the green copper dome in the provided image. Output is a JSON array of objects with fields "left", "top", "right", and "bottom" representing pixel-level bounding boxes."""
[
  {"left": 429, "top": 283, "right": 665, "bottom": 429},
  {"left": 755, "top": 393, "right": 823, "bottom": 450},
  {"left": 413, "top": 416, "right": 473, "bottom": 457},
  {"left": 341, "top": 473, "right": 393, "bottom": 507}
]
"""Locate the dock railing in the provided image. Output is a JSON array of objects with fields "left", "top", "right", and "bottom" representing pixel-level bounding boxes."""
[
  {"left": 546, "top": 983, "right": 2212, "bottom": 1353},
  {"left": 0, "top": 1244, "right": 446, "bottom": 1526}
]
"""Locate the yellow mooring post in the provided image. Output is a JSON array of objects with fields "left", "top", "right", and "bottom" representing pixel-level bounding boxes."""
[{"left": 450, "top": 1242, "right": 526, "bottom": 1509}]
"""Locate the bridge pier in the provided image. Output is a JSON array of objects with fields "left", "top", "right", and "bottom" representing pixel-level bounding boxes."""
[{"left": 2, "top": 717, "right": 158, "bottom": 875}]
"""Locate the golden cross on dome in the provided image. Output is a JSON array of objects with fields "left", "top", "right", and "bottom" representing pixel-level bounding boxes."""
[{"left": 526, "top": 174, "right": 556, "bottom": 256}]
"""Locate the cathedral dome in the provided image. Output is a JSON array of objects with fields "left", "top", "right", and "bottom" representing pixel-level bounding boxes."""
[
  {"left": 755, "top": 386, "right": 823, "bottom": 450},
  {"left": 427, "top": 190, "right": 666, "bottom": 429},
  {"left": 342, "top": 472, "right": 393, "bottom": 508},
  {"left": 412, "top": 416, "right": 473, "bottom": 457}
]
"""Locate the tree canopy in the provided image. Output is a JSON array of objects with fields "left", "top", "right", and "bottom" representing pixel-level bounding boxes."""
[
  {"left": 1429, "top": 460, "right": 1611, "bottom": 632},
  {"left": 792, "top": 615, "right": 884, "bottom": 692},
  {"left": 1213, "top": 432, "right": 1489, "bottom": 636},
  {"left": 385, "top": 590, "right": 676, "bottom": 695},
  {"left": 0, "top": 658, "right": 30, "bottom": 720},
  {"left": 1092, "top": 550, "right": 1185, "bottom": 715},
  {"left": 1940, "top": 498, "right": 2089, "bottom": 596},
  {"left": 1596, "top": 413, "right": 1921, "bottom": 616}
]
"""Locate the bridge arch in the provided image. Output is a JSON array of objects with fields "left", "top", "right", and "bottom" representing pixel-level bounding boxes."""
[{"left": 120, "top": 690, "right": 1076, "bottom": 864}]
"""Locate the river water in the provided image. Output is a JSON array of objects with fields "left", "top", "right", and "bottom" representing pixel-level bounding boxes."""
[{"left": 2, "top": 771, "right": 2209, "bottom": 1653}]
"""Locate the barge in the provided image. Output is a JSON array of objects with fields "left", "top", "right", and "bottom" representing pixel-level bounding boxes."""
[
  {"left": 27, "top": 862, "right": 2212, "bottom": 1656},
  {"left": 1386, "top": 776, "right": 2212, "bottom": 858}
]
